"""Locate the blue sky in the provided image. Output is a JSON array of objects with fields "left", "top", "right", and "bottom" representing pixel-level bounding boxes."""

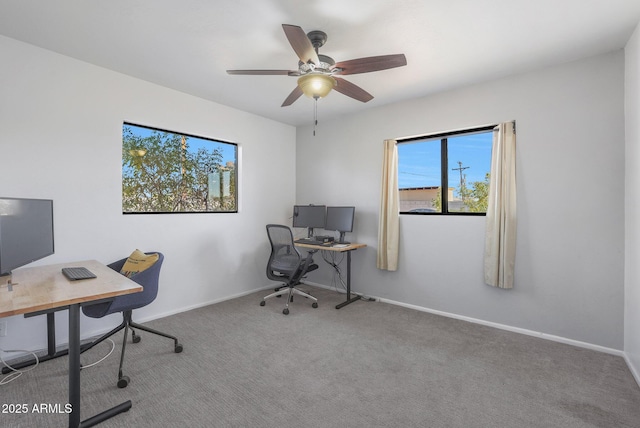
[
  {"left": 123, "top": 123, "right": 237, "bottom": 164},
  {"left": 398, "top": 132, "right": 493, "bottom": 190}
]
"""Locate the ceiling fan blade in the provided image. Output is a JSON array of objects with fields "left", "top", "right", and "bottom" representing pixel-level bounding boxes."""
[
  {"left": 281, "top": 86, "right": 303, "bottom": 107},
  {"left": 282, "top": 24, "right": 320, "bottom": 66},
  {"left": 333, "top": 54, "right": 407, "bottom": 75},
  {"left": 334, "top": 77, "right": 374, "bottom": 103},
  {"left": 226, "top": 69, "right": 292, "bottom": 75}
]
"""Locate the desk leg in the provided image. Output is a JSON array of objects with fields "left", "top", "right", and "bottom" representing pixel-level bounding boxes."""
[
  {"left": 68, "top": 304, "right": 132, "bottom": 428},
  {"left": 46, "top": 312, "right": 56, "bottom": 356},
  {"left": 69, "top": 304, "right": 81, "bottom": 427},
  {"left": 335, "top": 250, "right": 361, "bottom": 309},
  {"left": 1, "top": 312, "right": 71, "bottom": 375}
]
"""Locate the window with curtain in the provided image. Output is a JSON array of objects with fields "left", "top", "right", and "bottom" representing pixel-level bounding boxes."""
[{"left": 397, "top": 125, "right": 494, "bottom": 215}]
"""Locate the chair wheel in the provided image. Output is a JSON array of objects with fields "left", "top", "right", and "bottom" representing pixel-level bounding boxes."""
[
  {"left": 175, "top": 343, "right": 183, "bottom": 353},
  {"left": 260, "top": 300, "right": 266, "bottom": 306},
  {"left": 117, "top": 376, "right": 130, "bottom": 389},
  {"left": 132, "top": 334, "right": 141, "bottom": 343},
  {"left": 283, "top": 308, "right": 289, "bottom": 315},
  {"left": 312, "top": 302, "right": 318, "bottom": 308}
]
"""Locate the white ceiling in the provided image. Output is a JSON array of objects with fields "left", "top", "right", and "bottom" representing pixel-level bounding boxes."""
[{"left": 1, "top": 0, "right": 640, "bottom": 126}]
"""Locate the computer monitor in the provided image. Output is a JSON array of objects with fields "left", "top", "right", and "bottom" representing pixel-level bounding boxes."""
[
  {"left": 0, "top": 197, "right": 55, "bottom": 277},
  {"left": 292, "top": 205, "right": 326, "bottom": 238},
  {"left": 325, "top": 206, "right": 355, "bottom": 244}
]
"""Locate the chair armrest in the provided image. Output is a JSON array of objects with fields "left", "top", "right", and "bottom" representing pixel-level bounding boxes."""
[
  {"left": 299, "top": 253, "right": 316, "bottom": 274},
  {"left": 107, "top": 258, "right": 128, "bottom": 273}
]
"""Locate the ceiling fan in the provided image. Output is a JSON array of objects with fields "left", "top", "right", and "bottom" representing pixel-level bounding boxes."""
[{"left": 227, "top": 24, "right": 407, "bottom": 107}]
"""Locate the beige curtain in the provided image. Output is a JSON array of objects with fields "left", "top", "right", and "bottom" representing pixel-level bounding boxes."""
[
  {"left": 377, "top": 139, "right": 400, "bottom": 271},
  {"left": 484, "top": 122, "right": 517, "bottom": 288}
]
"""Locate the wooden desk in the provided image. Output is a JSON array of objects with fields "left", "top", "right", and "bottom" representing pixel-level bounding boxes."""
[
  {"left": 294, "top": 242, "right": 366, "bottom": 309},
  {"left": 0, "top": 260, "right": 142, "bottom": 428}
]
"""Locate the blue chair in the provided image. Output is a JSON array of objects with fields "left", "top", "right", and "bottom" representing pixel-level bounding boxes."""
[{"left": 81, "top": 252, "right": 182, "bottom": 388}]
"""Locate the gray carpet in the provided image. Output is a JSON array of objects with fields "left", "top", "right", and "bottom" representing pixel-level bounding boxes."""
[{"left": 2, "top": 286, "right": 640, "bottom": 428}]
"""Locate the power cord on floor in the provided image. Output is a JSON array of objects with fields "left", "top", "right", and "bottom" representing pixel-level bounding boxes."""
[
  {"left": 320, "top": 250, "right": 378, "bottom": 302},
  {"left": 322, "top": 250, "right": 347, "bottom": 293},
  {"left": 81, "top": 338, "right": 115, "bottom": 369},
  {"left": 0, "top": 338, "right": 115, "bottom": 384},
  {"left": 0, "top": 348, "right": 39, "bottom": 385}
]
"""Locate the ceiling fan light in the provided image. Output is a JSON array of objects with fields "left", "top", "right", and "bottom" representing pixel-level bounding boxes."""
[{"left": 297, "top": 74, "right": 336, "bottom": 99}]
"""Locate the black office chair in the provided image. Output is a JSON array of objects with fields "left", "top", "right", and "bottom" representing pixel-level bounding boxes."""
[
  {"left": 261, "top": 224, "right": 319, "bottom": 315},
  {"left": 81, "top": 252, "right": 183, "bottom": 388}
]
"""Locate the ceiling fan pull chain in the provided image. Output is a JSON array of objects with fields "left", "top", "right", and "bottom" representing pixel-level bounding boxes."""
[{"left": 313, "top": 96, "right": 318, "bottom": 136}]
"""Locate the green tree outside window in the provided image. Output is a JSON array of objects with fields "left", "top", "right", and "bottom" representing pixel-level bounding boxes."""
[{"left": 122, "top": 123, "right": 237, "bottom": 213}]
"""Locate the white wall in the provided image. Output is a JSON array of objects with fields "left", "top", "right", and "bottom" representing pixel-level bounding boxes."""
[
  {"left": 0, "top": 35, "right": 296, "bottom": 356},
  {"left": 296, "top": 51, "right": 626, "bottom": 350},
  {"left": 0, "top": 33, "right": 631, "bottom": 359},
  {"left": 625, "top": 22, "right": 640, "bottom": 382}
]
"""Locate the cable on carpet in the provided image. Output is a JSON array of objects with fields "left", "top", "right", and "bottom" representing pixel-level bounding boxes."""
[
  {"left": 80, "top": 338, "right": 115, "bottom": 369},
  {"left": 0, "top": 348, "right": 39, "bottom": 385}
]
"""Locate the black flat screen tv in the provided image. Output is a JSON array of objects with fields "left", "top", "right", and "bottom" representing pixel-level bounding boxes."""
[{"left": 0, "top": 197, "right": 55, "bottom": 276}]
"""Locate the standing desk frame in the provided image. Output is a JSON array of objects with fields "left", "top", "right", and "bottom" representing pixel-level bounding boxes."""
[{"left": 294, "top": 242, "right": 366, "bottom": 309}]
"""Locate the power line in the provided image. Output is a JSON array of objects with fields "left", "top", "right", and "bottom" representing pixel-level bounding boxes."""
[{"left": 452, "top": 161, "right": 469, "bottom": 189}]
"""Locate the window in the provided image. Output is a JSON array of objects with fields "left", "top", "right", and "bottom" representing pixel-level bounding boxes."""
[
  {"left": 122, "top": 123, "right": 238, "bottom": 214},
  {"left": 398, "top": 125, "right": 494, "bottom": 215}
]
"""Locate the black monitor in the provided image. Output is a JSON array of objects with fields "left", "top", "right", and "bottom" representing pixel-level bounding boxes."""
[
  {"left": 292, "top": 205, "right": 326, "bottom": 238},
  {"left": 0, "top": 197, "right": 55, "bottom": 277},
  {"left": 325, "top": 206, "right": 355, "bottom": 244}
]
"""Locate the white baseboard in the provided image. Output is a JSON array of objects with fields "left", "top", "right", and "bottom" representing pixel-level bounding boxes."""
[
  {"left": 101, "top": 283, "right": 633, "bottom": 359},
  {"left": 129, "top": 283, "right": 277, "bottom": 325},
  {"left": 87, "top": 282, "right": 640, "bottom": 390},
  {"left": 376, "top": 297, "right": 624, "bottom": 356},
  {"left": 623, "top": 352, "right": 640, "bottom": 388},
  {"left": 131, "top": 283, "right": 640, "bottom": 390},
  {"left": 2, "top": 285, "right": 277, "bottom": 362},
  {"left": 379, "top": 295, "right": 640, "bottom": 390},
  {"left": 301, "top": 281, "right": 625, "bottom": 356}
]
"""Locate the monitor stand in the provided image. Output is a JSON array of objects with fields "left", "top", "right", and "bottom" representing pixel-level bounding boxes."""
[
  {"left": 1, "top": 273, "right": 16, "bottom": 291},
  {"left": 337, "top": 232, "right": 350, "bottom": 245}
]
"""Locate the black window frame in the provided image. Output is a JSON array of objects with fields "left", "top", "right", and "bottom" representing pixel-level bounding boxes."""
[
  {"left": 122, "top": 122, "right": 239, "bottom": 215},
  {"left": 398, "top": 124, "right": 495, "bottom": 216}
]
